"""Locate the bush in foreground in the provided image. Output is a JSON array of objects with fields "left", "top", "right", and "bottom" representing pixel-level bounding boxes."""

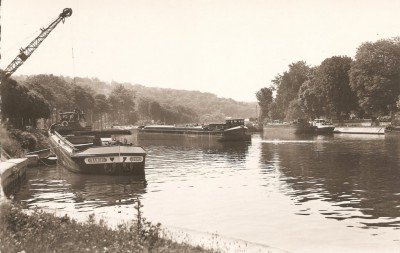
[{"left": 0, "top": 200, "right": 216, "bottom": 253}]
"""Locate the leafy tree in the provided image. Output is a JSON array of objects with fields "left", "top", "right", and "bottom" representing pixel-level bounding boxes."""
[
  {"left": 23, "top": 74, "right": 71, "bottom": 111},
  {"left": 268, "top": 101, "right": 284, "bottom": 121},
  {"left": 286, "top": 99, "right": 306, "bottom": 120},
  {"left": 148, "top": 101, "right": 162, "bottom": 122},
  {"left": 298, "top": 80, "right": 324, "bottom": 119},
  {"left": 314, "top": 56, "right": 357, "bottom": 119},
  {"left": 349, "top": 38, "right": 400, "bottom": 116},
  {"left": 108, "top": 85, "right": 136, "bottom": 124},
  {"left": 93, "top": 94, "right": 110, "bottom": 128},
  {"left": 71, "top": 85, "right": 95, "bottom": 113},
  {"left": 256, "top": 87, "right": 273, "bottom": 121},
  {"left": 273, "top": 61, "right": 313, "bottom": 120},
  {"left": 1, "top": 78, "right": 50, "bottom": 128}
]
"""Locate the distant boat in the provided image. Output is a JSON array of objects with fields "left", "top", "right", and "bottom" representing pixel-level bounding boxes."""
[
  {"left": 385, "top": 125, "right": 400, "bottom": 134},
  {"left": 311, "top": 119, "right": 335, "bottom": 134},
  {"left": 138, "top": 118, "right": 251, "bottom": 142},
  {"left": 49, "top": 109, "right": 146, "bottom": 175}
]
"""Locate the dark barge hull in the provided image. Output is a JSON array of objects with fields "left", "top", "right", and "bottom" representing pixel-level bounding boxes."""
[
  {"left": 137, "top": 126, "right": 251, "bottom": 142},
  {"left": 312, "top": 126, "right": 335, "bottom": 134},
  {"left": 49, "top": 131, "right": 146, "bottom": 176},
  {"left": 263, "top": 124, "right": 314, "bottom": 135}
]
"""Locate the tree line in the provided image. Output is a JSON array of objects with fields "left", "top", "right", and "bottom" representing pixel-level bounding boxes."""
[
  {"left": 1, "top": 74, "right": 255, "bottom": 129},
  {"left": 256, "top": 37, "right": 400, "bottom": 123}
]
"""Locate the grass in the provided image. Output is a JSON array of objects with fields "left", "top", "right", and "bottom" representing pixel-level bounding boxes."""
[{"left": 0, "top": 198, "right": 218, "bottom": 253}]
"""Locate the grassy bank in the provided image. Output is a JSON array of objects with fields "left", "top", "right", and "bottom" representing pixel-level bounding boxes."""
[{"left": 0, "top": 201, "right": 217, "bottom": 253}]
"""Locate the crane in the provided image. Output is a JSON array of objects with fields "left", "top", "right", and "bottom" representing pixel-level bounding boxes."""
[{"left": 1, "top": 8, "right": 72, "bottom": 80}]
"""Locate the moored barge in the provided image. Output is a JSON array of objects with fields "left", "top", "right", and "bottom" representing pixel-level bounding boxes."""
[
  {"left": 49, "top": 110, "right": 146, "bottom": 175},
  {"left": 138, "top": 118, "right": 251, "bottom": 142}
]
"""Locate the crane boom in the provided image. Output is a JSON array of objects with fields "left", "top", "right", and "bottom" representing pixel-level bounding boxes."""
[{"left": 2, "top": 8, "right": 72, "bottom": 79}]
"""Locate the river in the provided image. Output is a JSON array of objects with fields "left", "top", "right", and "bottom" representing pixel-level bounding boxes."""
[{"left": 11, "top": 132, "right": 400, "bottom": 253}]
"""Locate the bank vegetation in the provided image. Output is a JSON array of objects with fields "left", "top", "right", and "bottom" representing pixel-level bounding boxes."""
[
  {"left": 0, "top": 200, "right": 218, "bottom": 253},
  {"left": 257, "top": 37, "right": 400, "bottom": 124}
]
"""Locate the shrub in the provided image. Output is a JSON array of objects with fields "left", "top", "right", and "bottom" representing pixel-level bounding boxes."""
[{"left": 0, "top": 200, "right": 217, "bottom": 253}]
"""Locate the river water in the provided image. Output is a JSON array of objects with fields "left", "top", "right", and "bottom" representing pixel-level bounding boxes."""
[{"left": 11, "top": 132, "right": 400, "bottom": 253}]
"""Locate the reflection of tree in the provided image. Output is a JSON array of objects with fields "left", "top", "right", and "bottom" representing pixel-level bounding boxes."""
[{"left": 260, "top": 135, "right": 400, "bottom": 226}]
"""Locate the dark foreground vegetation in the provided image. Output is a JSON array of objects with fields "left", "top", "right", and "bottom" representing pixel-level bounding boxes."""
[{"left": 0, "top": 201, "right": 216, "bottom": 253}]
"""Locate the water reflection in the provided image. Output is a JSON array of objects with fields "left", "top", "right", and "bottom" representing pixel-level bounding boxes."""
[
  {"left": 14, "top": 165, "right": 146, "bottom": 212},
  {"left": 261, "top": 131, "right": 400, "bottom": 228},
  {"left": 139, "top": 137, "right": 251, "bottom": 168}
]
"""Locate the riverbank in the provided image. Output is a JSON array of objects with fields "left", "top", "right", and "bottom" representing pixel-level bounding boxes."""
[
  {"left": 0, "top": 128, "right": 219, "bottom": 253},
  {"left": 0, "top": 201, "right": 217, "bottom": 253}
]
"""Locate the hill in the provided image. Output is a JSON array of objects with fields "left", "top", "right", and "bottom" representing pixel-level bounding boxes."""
[
  {"left": 70, "top": 77, "right": 257, "bottom": 122},
  {"left": 130, "top": 84, "right": 257, "bottom": 120},
  {"left": 13, "top": 74, "right": 257, "bottom": 124}
]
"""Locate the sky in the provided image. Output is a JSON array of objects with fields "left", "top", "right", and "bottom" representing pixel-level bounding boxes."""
[{"left": 1, "top": 0, "right": 400, "bottom": 102}]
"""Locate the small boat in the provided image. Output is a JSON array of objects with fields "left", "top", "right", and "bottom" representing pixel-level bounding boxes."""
[
  {"left": 137, "top": 118, "right": 251, "bottom": 142},
  {"left": 311, "top": 119, "right": 335, "bottom": 134},
  {"left": 49, "top": 109, "right": 146, "bottom": 175},
  {"left": 38, "top": 154, "right": 58, "bottom": 166}
]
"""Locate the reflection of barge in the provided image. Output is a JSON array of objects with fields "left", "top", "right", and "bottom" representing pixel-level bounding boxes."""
[
  {"left": 49, "top": 110, "right": 146, "bottom": 175},
  {"left": 138, "top": 118, "right": 251, "bottom": 142}
]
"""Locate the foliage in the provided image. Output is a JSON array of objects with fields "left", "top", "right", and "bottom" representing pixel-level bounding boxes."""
[
  {"left": 0, "top": 201, "right": 217, "bottom": 253},
  {"left": 349, "top": 38, "right": 400, "bottom": 116},
  {"left": 7, "top": 129, "right": 38, "bottom": 151},
  {"left": 273, "top": 61, "right": 313, "bottom": 120},
  {"left": 1, "top": 77, "right": 50, "bottom": 128},
  {"left": 267, "top": 101, "right": 283, "bottom": 120},
  {"left": 0, "top": 126, "right": 24, "bottom": 158},
  {"left": 285, "top": 99, "right": 306, "bottom": 120},
  {"left": 256, "top": 87, "right": 273, "bottom": 121},
  {"left": 108, "top": 85, "right": 137, "bottom": 124},
  {"left": 132, "top": 84, "right": 256, "bottom": 122},
  {"left": 310, "top": 56, "right": 357, "bottom": 118},
  {"left": 23, "top": 74, "right": 72, "bottom": 111},
  {"left": 12, "top": 74, "right": 255, "bottom": 126},
  {"left": 298, "top": 80, "right": 324, "bottom": 118}
]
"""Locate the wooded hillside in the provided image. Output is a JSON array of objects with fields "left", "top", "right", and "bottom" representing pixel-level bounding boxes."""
[{"left": 5, "top": 74, "right": 256, "bottom": 126}]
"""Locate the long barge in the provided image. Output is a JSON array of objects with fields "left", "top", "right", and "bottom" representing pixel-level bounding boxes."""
[
  {"left": 49, "top": 110, "right": 146, "bottom": 175},
  {"left": 137, "top": 118, "right": 251, "bottom": 142}
]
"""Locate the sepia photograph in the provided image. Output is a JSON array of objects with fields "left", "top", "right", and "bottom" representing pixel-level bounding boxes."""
[{"left": 1, "top": 0, "right": 400, "bottom": 252}]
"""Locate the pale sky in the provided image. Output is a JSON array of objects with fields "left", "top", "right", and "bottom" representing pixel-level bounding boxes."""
[{"left": 1, "top": 0, "right": 399, "bottom": 102}]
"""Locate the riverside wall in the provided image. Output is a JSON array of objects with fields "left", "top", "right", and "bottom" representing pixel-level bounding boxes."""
[{"left": 0, "top": 158, "right": 28, "bottom": 200}]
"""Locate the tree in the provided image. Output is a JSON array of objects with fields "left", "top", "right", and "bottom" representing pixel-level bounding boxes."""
[
  {"left": 298, "top": 80, "right": 324, "bottom": 119},
  {"left": 93, "top": 94, "right": 110, "bottom": 128},
  {"left": 23, "top": 74, "right": 71, "bottom": 111},
  {"left": 1, "top": 78, "right": 50, "bottom": 128},
  {"left": 148, "top": 101, "right": 162, "bottom": 122},
  {"left": 267, "top": 102, "right": 283, "bottom": 121},
  {"left": 71, "top": 85, "right": 95, "bottom": 113},
  {"left": 273, "top": 61, "right": 313, "bottom": 120},
  {"left": 349, "top": 38, "right": 400, "bottom": 116},
  {"left": 108, "top": 85, "right": 136, "bottom": 124},
  {"left": 314, "top": 56, "right": 357, "bottom": 119},
  {"left": 256, "top": 87, "right": 273, "bottom": 121},
  {"left": 286, "top": 99, "right": 306, "bottom": 120}
]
